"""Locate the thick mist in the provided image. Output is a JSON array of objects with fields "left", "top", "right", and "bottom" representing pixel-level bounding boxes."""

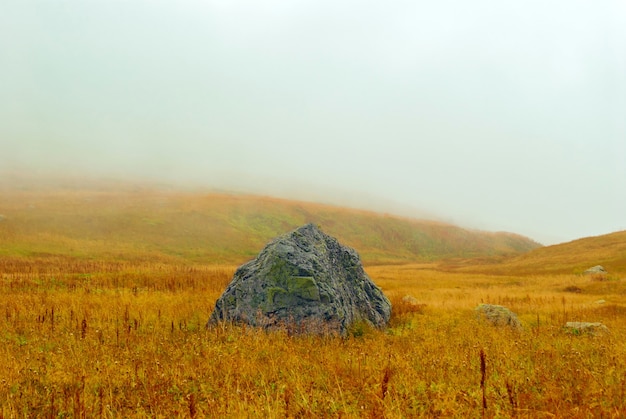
[{"left": 2, "top": 1, "right": 625, "bottom": 244}]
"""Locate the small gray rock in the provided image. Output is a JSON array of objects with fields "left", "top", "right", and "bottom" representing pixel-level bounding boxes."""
[
  {"left": 476, "top": 304, "right": 522, "bottom": 330},
  {"left": 564, "top": 321, "right": 609, "bottom": 336},
  {"left": 584, "top": 265, "right": 607, "bottom": 275},
  {"left": 208, "top": 224, "right": 391, "bottom": 335},
  {"left": 402, "top": 295, "right": 421, "bottom": 306}
]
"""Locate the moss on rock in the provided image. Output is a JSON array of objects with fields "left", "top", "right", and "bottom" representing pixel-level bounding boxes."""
[{"left": 288, "top": 276, "right": 320, "bottom": 301}]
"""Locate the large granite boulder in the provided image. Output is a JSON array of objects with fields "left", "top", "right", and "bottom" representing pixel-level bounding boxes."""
[{"left": 208, "top": 223, "right": 391, "bottom": 335}]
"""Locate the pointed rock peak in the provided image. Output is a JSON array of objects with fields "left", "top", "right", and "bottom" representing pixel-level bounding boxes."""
[
  {"left": 290, "top": 223, "right": 332, "bottom": 240},
  {"left": 290, "top": 223, "right": 325, "bottom": 238},
  {"left": 297, "top": 222, "right": 320, "bottom": 232}
]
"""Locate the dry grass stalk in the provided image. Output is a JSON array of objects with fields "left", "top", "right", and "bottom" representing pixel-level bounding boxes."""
[{"left": 480, "top": 348, "right": 487, "bottom": 416}]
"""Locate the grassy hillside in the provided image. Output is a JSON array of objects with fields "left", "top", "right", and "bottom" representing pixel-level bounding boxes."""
[
  {"left": 0, "top": 182, "right": 540, "bottom": 265},
  {"left": 444, "top": 230, "right": 626, "bottom": 275}
]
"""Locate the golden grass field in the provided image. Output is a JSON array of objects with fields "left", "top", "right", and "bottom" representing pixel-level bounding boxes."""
[
  {"left": 1, "top": 184, "right": 625, "bottom": 417},
  {"left": 2, "top": 258, "right": 625, "bottom": 418}
]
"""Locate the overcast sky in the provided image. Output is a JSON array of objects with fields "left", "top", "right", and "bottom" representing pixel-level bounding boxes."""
[{"left": 2, "top": 1, "right": 625, "bottom": 244}]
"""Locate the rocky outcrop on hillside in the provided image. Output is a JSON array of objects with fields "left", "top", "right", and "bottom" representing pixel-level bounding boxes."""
[{"left": 208, "top": 223, "right": 391, "bottom": 335}]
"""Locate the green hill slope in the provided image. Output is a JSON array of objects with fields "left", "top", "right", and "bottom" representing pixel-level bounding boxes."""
[{"left": 0, "top": 183, "right": 540, "bottom": 265}]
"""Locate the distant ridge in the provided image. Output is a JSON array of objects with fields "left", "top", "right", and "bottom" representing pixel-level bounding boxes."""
[
  {"left": 0, "top": 182, "right": 541, "bottom": 265},
  {"left": 445, "top": 230, "right": 626, "bottom": 275}
]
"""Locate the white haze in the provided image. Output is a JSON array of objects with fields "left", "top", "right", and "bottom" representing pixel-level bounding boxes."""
[{"left": 2, "top": 1, "right": 626, "bottom": 244}]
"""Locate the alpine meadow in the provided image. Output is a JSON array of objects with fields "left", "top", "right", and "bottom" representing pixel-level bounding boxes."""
[
  {"left": 1, "top": 181, "right": 625, "bottom": 418},
  {"left": 3, "top": 0, "right": 625, "bottom": 417}
]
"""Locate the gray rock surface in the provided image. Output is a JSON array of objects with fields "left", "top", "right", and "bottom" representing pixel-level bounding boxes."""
[
  {"left": 476, "top": 304, "right": 522, "bottom": 330},
  {"left": 584, "top": 265, "right": 607, "bottom": 275},
  {"left": 208, "top": 223, "right": 391, "bottom": 335}
]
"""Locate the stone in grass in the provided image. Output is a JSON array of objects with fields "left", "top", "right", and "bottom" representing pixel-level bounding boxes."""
[
  {"left": 207, "top": 223, "right": 391, "bottom": 336},
  {"left": 401, "top": 295, "right": 421, "bottom": 306},
  {"left": 583, "top": 265, "right": 607, "bottom": 275},
  {"left": 564, "top": 322, "right": 609, "bottom": 336},
  {"left": 475, "top": 304, "right": 522, "bottom": 331}
]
